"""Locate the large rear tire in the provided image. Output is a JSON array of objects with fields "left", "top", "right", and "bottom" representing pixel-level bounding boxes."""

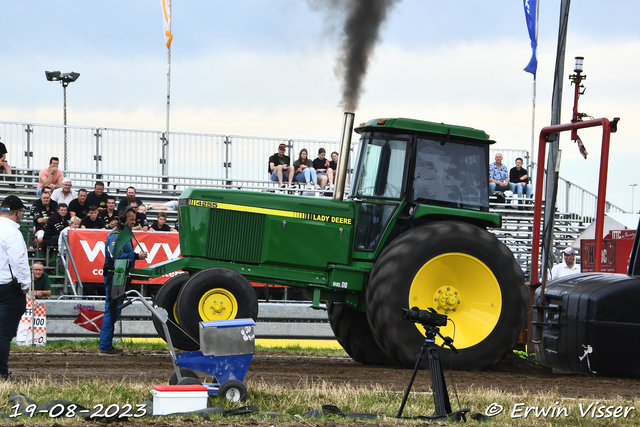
[
  {"left": 152, "top": 274, "right": 199, "bottom": 351},
  {"left": 327, "top": 302, "right": 394, "bottom": 365},
  {"left": 176, "top": 268, "right": 258, "bottom": 339},
  {"left": 366, "top": 221, "right": 527, "bottom": 370}
]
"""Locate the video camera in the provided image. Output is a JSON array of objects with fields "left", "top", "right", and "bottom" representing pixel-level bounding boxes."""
[{"left": 403, "top": 306, "right": 448, "bottom": 327}]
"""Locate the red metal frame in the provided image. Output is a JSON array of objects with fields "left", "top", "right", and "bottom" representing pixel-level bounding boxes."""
[{"left": 530, "top": 117, "right": 612, "bottom": 290}]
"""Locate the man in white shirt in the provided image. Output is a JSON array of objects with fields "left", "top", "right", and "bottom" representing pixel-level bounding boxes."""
[
  {"left": 51, "top": 178, "right": 78, "bottom": 205},
  {"left": 550, "top": 247, "right": 580, "bottom": 280},
  {"left": 0, "top": 195, "right": 29, "bottom": 380}
]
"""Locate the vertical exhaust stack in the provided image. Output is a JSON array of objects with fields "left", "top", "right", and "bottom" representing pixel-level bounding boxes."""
[{"left": 333, "top": 112, "right": 355, "bottom": 201}]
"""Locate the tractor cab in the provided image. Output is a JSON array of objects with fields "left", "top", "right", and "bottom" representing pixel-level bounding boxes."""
[{"left": 350, "top": 118, "right": 495, "bottom": 254}]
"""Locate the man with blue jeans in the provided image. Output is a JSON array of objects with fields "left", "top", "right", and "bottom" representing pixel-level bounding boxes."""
[
  {"left": 489, "top": 152, "right": 514, "bottom": 195},
  {"left": 509, "top": 157, "right": 533, "bottom": 205},
  {"left": 268, "top": 143, "right": 295, "bottom": 188},
  {"left": 0, "top": 196, "right": 29, "bottom": 380},
  {"left": 98, "top": 206, "right": 147, "bottom": 356}
]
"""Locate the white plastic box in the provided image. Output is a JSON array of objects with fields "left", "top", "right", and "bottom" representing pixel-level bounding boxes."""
[{"left": 151, "top": 385, "right": 209, "bottom": 415}]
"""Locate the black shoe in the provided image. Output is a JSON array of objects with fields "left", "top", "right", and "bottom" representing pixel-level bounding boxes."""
[{"left": 98, "top": 348, "right": 124, "bottom": 356}]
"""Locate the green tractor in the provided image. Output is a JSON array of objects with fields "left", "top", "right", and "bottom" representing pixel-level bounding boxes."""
[{"left": 132, "top": 114, "right": 527, "bottom": 370}]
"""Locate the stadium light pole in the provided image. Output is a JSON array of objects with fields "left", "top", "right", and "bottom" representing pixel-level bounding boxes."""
[
  {"left": 631, "top": 184, "right": 638, "bottom": 213},
  {"left": 45, "top": 71, "right": 80, "bottom": 171}
]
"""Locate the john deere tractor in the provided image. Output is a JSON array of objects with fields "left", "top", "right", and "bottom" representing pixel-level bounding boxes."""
[{"left": 132, "top": 114, "right": 527, "bottom": 370}]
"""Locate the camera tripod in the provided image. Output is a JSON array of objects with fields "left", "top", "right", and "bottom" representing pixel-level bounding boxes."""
[{"left": 396, "top": 325, "right": 469, "bottom": 422}]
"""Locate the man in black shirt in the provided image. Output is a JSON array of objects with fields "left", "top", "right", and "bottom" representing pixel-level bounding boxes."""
[
  {"left": 509, "top": 157, "right": 533, "bottom": 205},
  {"left": 149, "top": 212, "right": 176, "bottom": 232},
  {"left": 87, "top": 181, "right": 109, "bottom": 212},
  {"left": 43, "top": 203, "right": 69, "bottom": 249},
  {"left": 81, "top": 206, "right": 106, "bottom": 229},
  {"left": 69, "top": 189, "right": 89, "bottom": 219},
  {"left": 117, "top": 186, "right": 143, "bottom": 213},
  {"left": 100, "top": 196, "right": 118, "bottom": 229},
  {"left": 31, "top": 189, "right": 58, "bottom": 248},
  {"left": 268, "top": 143, "right": 295, "bottom": 188}
]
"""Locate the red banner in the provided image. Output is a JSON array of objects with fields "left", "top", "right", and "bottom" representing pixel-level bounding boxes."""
[{"left": 67, "top": 229, "right": 182, "bottom": 284}]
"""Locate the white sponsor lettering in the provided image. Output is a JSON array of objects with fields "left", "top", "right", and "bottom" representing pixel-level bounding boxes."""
[{"left": 80, "top": 240, "right": 105, "bottom": 262}]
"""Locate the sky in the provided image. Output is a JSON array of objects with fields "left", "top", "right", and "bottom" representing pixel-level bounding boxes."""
[{"left": 1, "top": 1, "right": 639, "bottom": 212}]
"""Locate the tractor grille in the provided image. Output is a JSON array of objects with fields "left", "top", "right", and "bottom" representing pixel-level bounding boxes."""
[{"left": 207, "top": 209, "right": 265, "bottom": 263}]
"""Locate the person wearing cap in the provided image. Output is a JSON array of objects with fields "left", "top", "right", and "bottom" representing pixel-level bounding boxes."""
[
  {"left": 550, "top": 247, "right": 580, "bottom": 280},
  {"left": 268, "top": 143, "right": 295, "bottom": 188},
  {"left": 80, "top": 206, "right": 106, "bottom": 229},
  {"left": 36, "top": 157, "right": 64, "bottom": 197},
  {"left": 0, "top": 195, "right": 29, "bottom": 380},
  {"left": 51, "top": 178, "right": 77, "bottom": 205}
]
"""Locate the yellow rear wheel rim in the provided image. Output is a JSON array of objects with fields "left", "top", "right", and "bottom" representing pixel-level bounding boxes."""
[
  {"left": 408, "top": 253, "right": 502, "bottom": 349},
  {"left": 198, "top": 288, "right": 238, "bottom": 321}
]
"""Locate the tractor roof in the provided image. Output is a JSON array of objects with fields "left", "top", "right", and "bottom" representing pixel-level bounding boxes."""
[{"left": 354, "top": 117, "right": 496, "bottom": 144}]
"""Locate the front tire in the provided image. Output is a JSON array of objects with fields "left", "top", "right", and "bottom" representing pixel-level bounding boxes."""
[
  {"left": 152, "top": 274, "right": 199, "bottom": 351},
  {"left": 176, "top": 268, "right": 258, "bottom": 339},
  {"left": 366, "top": 221, "right": 526, "bottom": 370}
]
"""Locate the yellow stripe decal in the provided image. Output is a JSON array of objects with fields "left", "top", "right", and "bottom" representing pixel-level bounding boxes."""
[{"left": 187, "top": 199, "right": 352, "bottom": 225}]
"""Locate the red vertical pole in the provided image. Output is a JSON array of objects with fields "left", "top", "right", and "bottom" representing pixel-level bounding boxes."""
[
  {"left": 594, "top": 119, "right": 611, "bottom": 271},
  {"left": 530, "top": 132, "right": 548, "bottom": 285}
]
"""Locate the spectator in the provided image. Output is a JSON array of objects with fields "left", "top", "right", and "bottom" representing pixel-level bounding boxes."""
[
  {"left": 509, "top": 157, "right": 533, "bottom": 206},
  {"left": 87, "top": 181, "right": 109, "bottom": 211},
  {"left": 81, "top": 206, "right": 106, "bottom": 229},
  {"left": 69, "top": 189, "right": 89, "bottom": 219},
  {"left": 489, "top": 152, "right": 513, "bottom": 195},
  {"left": 43, "top": 203, "right": 69, "bottom": 249},
  {"left": 150, "top": 200, "right": 178, "bottom": 211},
  {"left": 268, "top": 143, "right": 295, "bottom": 188},
  {"left": 0, "top": 136, "right": 14, "bottom": 188},
  {"left": 117, "top": 187, "right": 143, "bottom": 213},
  {"left": 133, "top": 204, "right": 149, "bottom": 231},
  {"left": 550, "top": 247, "right": 580, "bottom": 280},
  {"left": 330, "top": 151, "right": 349, "bottom": 187},
  {"left": 100, "top": 196, "right": 119, "bottom": 229},
  {"left": 293, "top": 148, "right": 318, "bottom": 190},
  {"left": 51, "top": 178, "right": 78, "bottom": 205},
  {"left": 312, "top": 148, "right": 334, "bottom": 190},
  {"left": 58, "top": 216, "right": 81, "bottom": 257},
  {"left": 37, "top": 157, "right": 64, "bottom": 197},
  {"left": 31, "top": 188, "right": 58, "bottom": 249},
  {"left": 31, "top": 262, "right": 51, "bottom": 299},
  {"left": 149, "top": 212, "right": 176, "bottom": 232}
]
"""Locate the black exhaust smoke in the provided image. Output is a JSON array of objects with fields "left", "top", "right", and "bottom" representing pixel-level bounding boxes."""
[{"left": 309, "top": 0, "right": 401, "bottom": 111}]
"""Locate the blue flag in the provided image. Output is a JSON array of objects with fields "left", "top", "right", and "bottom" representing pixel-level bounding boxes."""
[{"left": 523, "top": 0, "right": 537, "bottom": 75}]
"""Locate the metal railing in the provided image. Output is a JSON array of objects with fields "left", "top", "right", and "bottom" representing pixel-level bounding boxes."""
[{"left": 0, "top": 120, "right": 626, "bottom": 220}]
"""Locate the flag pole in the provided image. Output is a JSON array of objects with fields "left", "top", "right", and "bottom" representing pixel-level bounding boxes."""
[
  {"left": 163, "top": 0, "right": 172, "bottom": 179},
  {"left": 529, "top": 0, "right": 539, "bottom": 186}
]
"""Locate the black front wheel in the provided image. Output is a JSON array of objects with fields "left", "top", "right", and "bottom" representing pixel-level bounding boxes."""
[
  {"left": 152, "top": 274, "right": 199, "bottom": 351},
  {"left": 176, "top": 268, "right": 258, "bottom": 339}
]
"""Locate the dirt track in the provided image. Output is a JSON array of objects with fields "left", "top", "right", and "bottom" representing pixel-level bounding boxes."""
[{"left": 9, "top": 350, "right": 640, "bottom": 399}]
